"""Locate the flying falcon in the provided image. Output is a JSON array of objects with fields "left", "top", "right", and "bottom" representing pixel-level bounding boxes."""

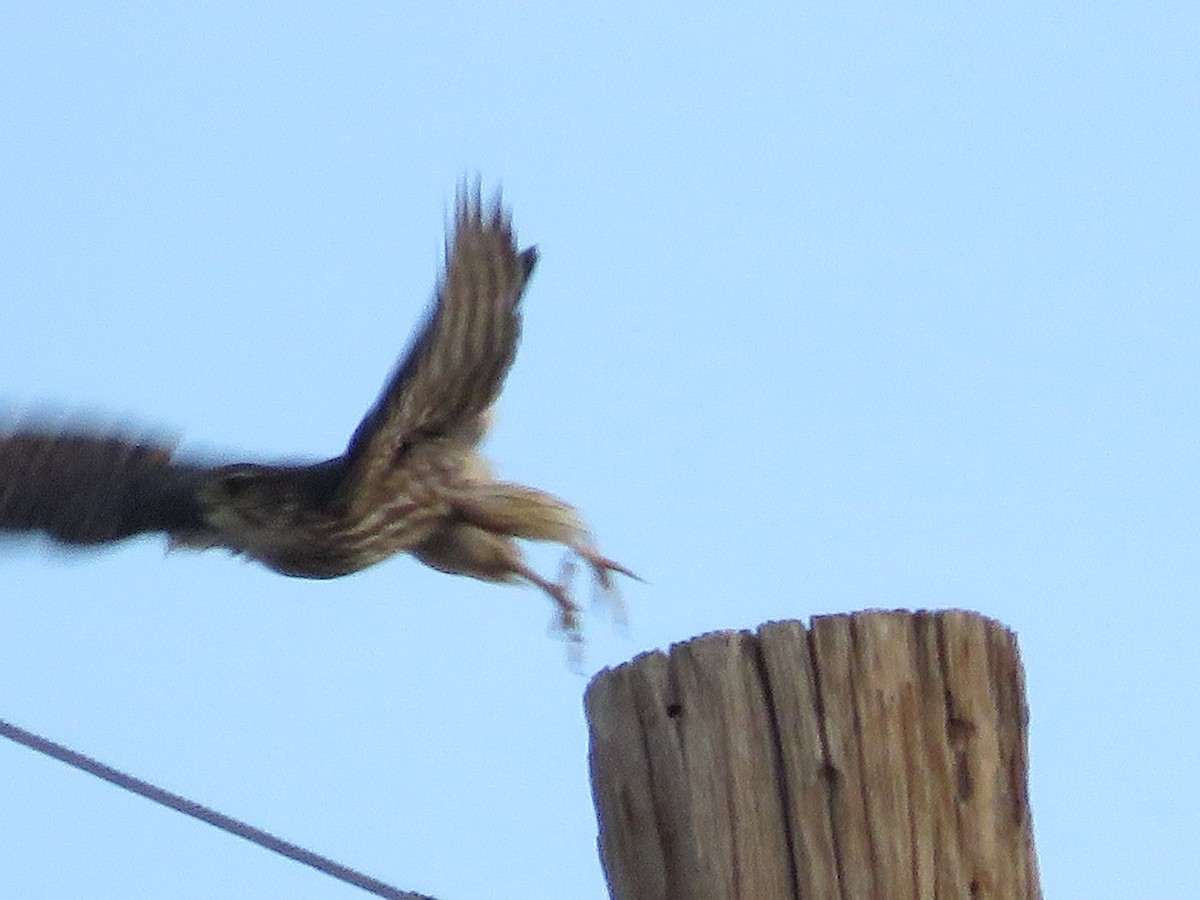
[{"left": 0, "top": 186, "right": 635, "bottom": 637}]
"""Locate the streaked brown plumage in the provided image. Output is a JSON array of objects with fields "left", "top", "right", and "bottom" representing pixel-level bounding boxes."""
[{"left": 0, "top": 185, "right": 634, "bottom": 637}]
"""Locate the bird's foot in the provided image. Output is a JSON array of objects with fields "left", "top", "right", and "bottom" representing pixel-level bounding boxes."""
[
  {"left": 575, "top": 545, "right": 640, "bottom": 589},
  {"left": 545, "top": 557, "right": 585, "bottom": 669},
  {"left": 523, "top": 556, "right": 583, "bottom": 645},
  {"left": 574, "top": 545, "right": 640, "bottom": 628}
]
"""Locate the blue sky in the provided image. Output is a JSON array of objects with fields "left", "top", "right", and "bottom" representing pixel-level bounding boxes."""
[{"left": 1, "top": 3, "right": 1197, "bottom": 898}]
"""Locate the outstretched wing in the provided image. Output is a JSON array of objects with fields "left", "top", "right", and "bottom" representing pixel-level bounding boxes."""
[
  {"left": 0, "top": 425, "right": 208, "bottom": 545},
  {"left": 339, "top": 185, "right": 537, "bottom": 496}
]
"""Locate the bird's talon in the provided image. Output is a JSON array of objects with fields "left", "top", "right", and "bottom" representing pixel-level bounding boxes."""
[
  {"left": 545, "top": 564, "right": 582, "bottom": 641},
  {"left": 576, "top": 546, "right": 641, "bottom": 587}
]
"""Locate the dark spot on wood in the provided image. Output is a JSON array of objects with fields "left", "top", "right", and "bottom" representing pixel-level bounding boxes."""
[
  {"left": 666, "top": 702, "right": 683, "bottom": 718},
  {"left": 947, "top": 714, "right": 976, "bottom": 743},
  {"left": 955, "top": 750, "right": 974, "bottom": 801}
]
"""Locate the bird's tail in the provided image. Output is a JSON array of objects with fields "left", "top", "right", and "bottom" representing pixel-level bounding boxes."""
[{"left": 449, "top": 482, "right": 587, "bottom": 545}]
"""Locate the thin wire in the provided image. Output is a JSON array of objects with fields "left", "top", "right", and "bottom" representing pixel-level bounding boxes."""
[{"left": 0, "top": 716, "right": 438, "bottom": 900}]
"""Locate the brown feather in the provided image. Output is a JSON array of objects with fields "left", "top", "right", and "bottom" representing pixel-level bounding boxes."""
[{"left": 337, "top": 184, "right": 536, "bottom": 508}]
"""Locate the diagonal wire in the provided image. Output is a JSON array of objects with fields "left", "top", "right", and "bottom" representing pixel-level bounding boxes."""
[{"left": 0, "top": 716, "right": 438, "bottom": 900}]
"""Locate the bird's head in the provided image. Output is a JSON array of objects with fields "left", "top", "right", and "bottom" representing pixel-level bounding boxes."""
[{"left": 196, "top": 464, "right": 310, "bottom": 533}]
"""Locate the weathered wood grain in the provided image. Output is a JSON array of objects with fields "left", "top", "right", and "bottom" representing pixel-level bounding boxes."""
[{"left": 586, "top": 610, "right": 1040, "bottom": 900}]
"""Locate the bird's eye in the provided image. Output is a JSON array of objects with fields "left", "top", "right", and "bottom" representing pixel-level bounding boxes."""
[{"left": 220, "top": 471, "right": 257, "bottom": 498}]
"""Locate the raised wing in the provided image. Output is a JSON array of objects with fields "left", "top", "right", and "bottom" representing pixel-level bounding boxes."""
[
  {"left": 339, "top": 185, "right": 537, "bottom": 495},
  {"left": 0, "top": 425, "right": 207, "bottom": 545}
]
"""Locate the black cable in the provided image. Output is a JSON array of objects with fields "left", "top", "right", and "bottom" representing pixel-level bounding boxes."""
[{"left": 0, "top": 716, "right": 438, "bottom": 900}]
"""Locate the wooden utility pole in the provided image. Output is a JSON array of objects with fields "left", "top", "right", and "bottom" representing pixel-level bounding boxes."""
[{"left": 585, "top": 610, "right": 1040, "bottom": 900}]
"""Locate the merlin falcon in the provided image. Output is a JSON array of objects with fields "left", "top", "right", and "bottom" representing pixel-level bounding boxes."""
[{"left": 0, "top": 186, "right": 635, "bottom": 637}]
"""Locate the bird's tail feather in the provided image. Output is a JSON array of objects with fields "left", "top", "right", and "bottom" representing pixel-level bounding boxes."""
[{"left": 449, "top": 482, "right": 587, "bottom": 545}]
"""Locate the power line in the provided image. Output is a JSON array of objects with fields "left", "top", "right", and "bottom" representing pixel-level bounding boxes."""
[{"left": 0, "top": 716, "right": 438, "bottom": 900}]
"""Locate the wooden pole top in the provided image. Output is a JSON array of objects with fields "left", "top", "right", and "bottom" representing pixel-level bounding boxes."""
[{"left": 585, "top": 609, "right": 1041, "bottom": 900}]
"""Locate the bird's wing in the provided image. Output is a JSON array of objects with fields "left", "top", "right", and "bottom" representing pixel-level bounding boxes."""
[
  {"left": 338, "top": 185, "right": 537, "bottom": 499},
  {"left": 0, "top": 426, "right": 209, "bottom": 545}
]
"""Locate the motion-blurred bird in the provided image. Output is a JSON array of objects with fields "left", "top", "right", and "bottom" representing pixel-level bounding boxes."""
[{"left": 0, "top": 186, "right": 634, "bottom": 637}]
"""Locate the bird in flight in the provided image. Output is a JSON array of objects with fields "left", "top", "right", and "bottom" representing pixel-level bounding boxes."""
[{"left": 0, "top": 185, "right": 635, "bottom": 638}]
